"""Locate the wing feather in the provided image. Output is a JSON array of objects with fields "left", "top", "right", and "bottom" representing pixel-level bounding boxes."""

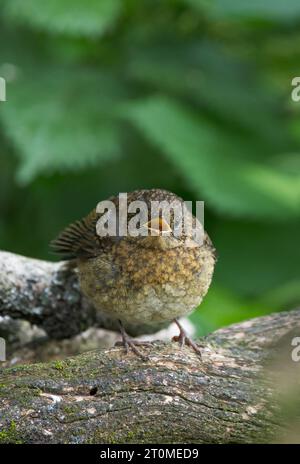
[{"left": 50, "top": 209, "right": 99, "bottom": 259}]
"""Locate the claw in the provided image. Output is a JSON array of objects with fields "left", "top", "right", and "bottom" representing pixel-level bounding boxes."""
[
  {"left": 172, "top": 319, "right": 202, "bottom": 358},
  {"left": 116, "top": 320, "right": 149, "bottom": 361}
]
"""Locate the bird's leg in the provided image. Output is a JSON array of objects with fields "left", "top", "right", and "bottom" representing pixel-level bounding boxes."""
[
  {"left": 115, "top": 320, "right": 149, "bottom": 361},
  {"left": 172, "top": 318, "right": 202, "bottom": 358}
]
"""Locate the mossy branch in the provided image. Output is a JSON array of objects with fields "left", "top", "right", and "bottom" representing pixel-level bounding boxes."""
[{"left": 1, "top": 309, "right": 300, "bottom": 443}]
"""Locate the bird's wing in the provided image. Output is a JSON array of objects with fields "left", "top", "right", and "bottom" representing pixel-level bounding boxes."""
[{"left": 50, "top": 209, "right": 100, "bottom": 259}]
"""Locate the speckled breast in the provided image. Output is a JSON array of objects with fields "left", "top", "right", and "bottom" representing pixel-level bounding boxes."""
[{"left": 78, "top": 240, "right": 215, "bottom": 325}]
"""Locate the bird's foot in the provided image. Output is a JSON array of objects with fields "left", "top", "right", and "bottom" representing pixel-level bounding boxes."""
[
  {"left": 172, "top": 319, "right": 202, "bottom": 358},
  {"left": 116, "top": 320, "right": 150, "bottom": 361}
]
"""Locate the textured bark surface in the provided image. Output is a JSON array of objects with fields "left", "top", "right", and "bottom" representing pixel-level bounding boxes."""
[{"left": 1, "top": 309, "right": 300, "bottom": 444}]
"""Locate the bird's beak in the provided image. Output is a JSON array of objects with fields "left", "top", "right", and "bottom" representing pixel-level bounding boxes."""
[{"left": 141, "top": 216, "right": 172, "bottom": 236}]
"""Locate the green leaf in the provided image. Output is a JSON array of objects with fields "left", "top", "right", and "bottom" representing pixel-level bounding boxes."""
[
  {"left": 1, "top": 0, "right": 122, "bottom": 37},
  {"left": 129, "top": 41, "right": 287, "bottom": 147},
  {"left": 0, "top": 68, "right": 124, "bottom": 183},
  {"left": 122, "top": 96, "right": 300, "bottom": 219}
]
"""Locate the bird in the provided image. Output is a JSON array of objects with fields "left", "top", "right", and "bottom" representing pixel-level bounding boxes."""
[{"left": 51, "top": 189, "right": 216, "bottom": 360}]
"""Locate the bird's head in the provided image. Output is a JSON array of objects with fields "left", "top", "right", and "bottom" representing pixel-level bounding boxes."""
[{"left": 108, "top": 189, "right": 204, "bottom": 251}]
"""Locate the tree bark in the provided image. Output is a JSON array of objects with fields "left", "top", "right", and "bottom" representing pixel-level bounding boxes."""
[{"left": 1, "top": 308, "right": 300, "bottom": 444}]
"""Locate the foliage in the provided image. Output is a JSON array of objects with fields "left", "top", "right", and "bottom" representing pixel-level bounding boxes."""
[{"left": 0, "top": 0, "right": 299, "bottom": 333}]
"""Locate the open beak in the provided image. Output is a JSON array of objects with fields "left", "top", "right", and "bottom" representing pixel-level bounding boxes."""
[{"left": 142, "top": 216, "right": 172, "bottom": 236}]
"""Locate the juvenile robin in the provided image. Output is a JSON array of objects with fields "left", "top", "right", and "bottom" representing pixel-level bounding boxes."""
[{"left": 51, "top": 189, "right": 216, "bottom": 359}]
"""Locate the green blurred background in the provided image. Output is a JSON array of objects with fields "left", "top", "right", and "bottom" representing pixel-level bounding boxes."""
[{"left": 0, "top": 0, "right": 299, "bottom": 336}]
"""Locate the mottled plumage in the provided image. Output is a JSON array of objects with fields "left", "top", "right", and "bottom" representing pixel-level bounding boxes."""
[{"left": 51, "top": 189, "right": 216, "bottom": 358}]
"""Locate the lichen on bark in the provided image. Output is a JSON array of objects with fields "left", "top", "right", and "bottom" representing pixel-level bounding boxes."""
[{"left": 1, "top": 309, "right": 300, "bottom": 443}]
